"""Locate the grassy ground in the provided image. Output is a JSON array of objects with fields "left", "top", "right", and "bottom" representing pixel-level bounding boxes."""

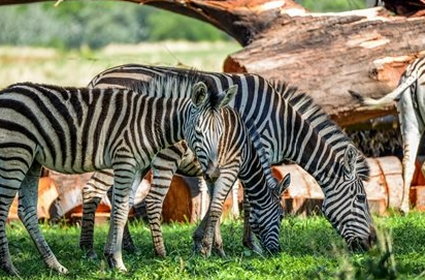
[
  {"left": 3, "top": 212, "right": 425, "bottom": 279},
  {"left": 0, "top": 41, "right": 240, "bottom": 88}
]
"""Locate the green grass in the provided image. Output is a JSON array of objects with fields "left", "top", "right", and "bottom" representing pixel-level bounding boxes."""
[
  {"left": 3, "top": 212, "right": 425, "bottom": 279},
  {"left": 0, "top": 41, "right": 240, "bottom": 89}
]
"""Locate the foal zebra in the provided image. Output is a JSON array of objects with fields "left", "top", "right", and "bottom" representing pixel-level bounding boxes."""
[
  {"left": 350, "top": 56, "right": 425, "bottom": 214},
  {"left": 84, "top": 64, "right": 376, "bottom": 253},
  {"left": 0, "top": 75, "right": 242, "bottom": 274}
]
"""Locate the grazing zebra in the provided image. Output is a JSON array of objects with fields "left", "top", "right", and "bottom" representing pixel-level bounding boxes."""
[
  {"left": 83, "top": 64, "right": 376, "bottom": 254},
  {"left": 349, "top": 56, "right": 425, "bottom": 214},
  {"left": 0, "top": 75, "right": 242, "bottom": 274},
  {"left": 187, "top": 106, "right": 291, "bottom": 255}
]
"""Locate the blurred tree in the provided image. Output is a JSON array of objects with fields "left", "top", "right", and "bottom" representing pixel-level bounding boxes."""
[
  {"left": 146, "top": 10, "right": 228, "bottom": 41},
  {"left": 0, "top": 2, "right": 228, "bottom": 49}
]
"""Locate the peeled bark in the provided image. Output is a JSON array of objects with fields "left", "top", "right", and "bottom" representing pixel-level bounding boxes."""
[{"left": 224, "top": 7, "right": 425, "bottom": 126}]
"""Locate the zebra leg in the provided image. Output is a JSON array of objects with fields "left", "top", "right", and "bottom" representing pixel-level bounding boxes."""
[
  {"left": 103, "top": 164, "right": 136, "bottom": 272},
  {"left": 398, "top": 93, "right": 422, "bottom": 214},
  {"left": 146, "top": 145, "right": 188, "bottom": 257},
  {"left": 241, "top": 196, "right": 262, "bottom": 254},
  {"left": 400, "top": 130, "right": 421, "bottom": 213},
  {"left": 0, "top": 154, "right": 33, "bottom": 276},
  {"left": 192, "top": 208, "right": 209, "bottom": 253},
  {"left": 212, "top": 220, "right": 225, "bottom": 257},
  {"left": 80, "top": 170, "right": 114, "bottom": 259},
  {"left": 145, "top": 179, "right": 172, "bottom": 258},
  {"left": 121, "top": 170, "right": 144, "bottom": 254},
  {"left": 18, "top": 162, "right": 68, "bottom": 274},
  {"left": 198, "top": 177, "right": 232, "bottom": 257},
  {"left": 145, "top": 189, "right": 168, "bottom": 257},
  {"left": 0, "top": 191, "right": 19, "bottom": 276},
  {"left": 106, "top": 186, "right": 136, "bottom": 254}
]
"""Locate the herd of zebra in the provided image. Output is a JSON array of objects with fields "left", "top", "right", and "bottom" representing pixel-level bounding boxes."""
[{"left": 0, "top": 55, "right": 424, "bottom": 275}]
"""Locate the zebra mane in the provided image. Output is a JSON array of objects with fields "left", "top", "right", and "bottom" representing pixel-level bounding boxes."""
[
  {"left": 245, "top": 119, "right": 280, "bottom": 189},
  {"left": 270, "top": 80, "right": 370, "bottom": 180},
  {"left": 127, "top": 69, "right": 201, "bottom": 99}
]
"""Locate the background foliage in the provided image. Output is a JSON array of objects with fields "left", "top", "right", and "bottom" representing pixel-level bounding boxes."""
[{"left": 0, "top": 0, "right": 368, "bottom": 49}]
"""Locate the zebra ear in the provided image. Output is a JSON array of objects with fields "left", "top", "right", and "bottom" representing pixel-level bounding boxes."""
[
  {"left": 274, "top": 173, "right": 290, "bottom": 197},
  {"left": 343, "top": 145, "right": 358, "bottom": 177},
  {"left": 191, "top": 82, "right": 208, "bottom": 108},
  {"left": 217, "top": 84, "right": 238, "bottom": 108}
]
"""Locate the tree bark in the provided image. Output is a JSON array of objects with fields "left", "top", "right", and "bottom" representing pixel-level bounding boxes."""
[{"left": 224, "top": 7, "right": 425, "bottom": 126}]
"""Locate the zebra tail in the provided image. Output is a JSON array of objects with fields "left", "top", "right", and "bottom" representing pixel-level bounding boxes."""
[{"left": 349, "top": 75, "right": 417, "bottom": 109}]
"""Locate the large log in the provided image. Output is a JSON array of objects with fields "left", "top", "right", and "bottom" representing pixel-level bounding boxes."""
[{"left": 224, "top": 7, "right": 425, "bottom": 126}]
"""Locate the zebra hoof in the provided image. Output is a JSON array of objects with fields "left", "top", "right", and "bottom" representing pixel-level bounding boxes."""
[
  {"left": 212, "top": 247, "right": 226, "bottom": 258},
  {"left": 45, "top": 256, "right": 69, "bottom": 274},
  {"left": 154, "top": 249, "right": 167, "bottom": 258},
  {"left": 104, "top": 253, "right": 127, "bottom": 272},
  {"left": 243, "top": 239, "right": 263, "bottom": 255},
  {"left": 123, "top": 243, "right": 137, "bottom": 254},
  {"left": 192, "top": 242, "right": 202, "bottom": 254},
  {"left": 85, "top": 249, "right": 98, "bottom": 260},
  {"left": 53, "top": 264, "right": 69, "bottom": 274},
  {"left": 199, "top": 243, "right": 212, "bottom": 258},
  {"left": 1, "top": 262, "right": 19, "bottom": 276},
  {"left": 400, "top": 205, "right": 410, "bottom": 215}
]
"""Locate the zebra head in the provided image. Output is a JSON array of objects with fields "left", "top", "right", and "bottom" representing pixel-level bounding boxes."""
[
  {"left": 321, "top": 145, "right": 376, "bottom": 252},
  {"left": 185, "top": 82, "right": 238, "bottom": 182},
  {"left": 248, "top": 173, "right": 290, "bottom": 254}
]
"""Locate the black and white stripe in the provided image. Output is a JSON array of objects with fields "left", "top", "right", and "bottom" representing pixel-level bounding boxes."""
[{"left": 350, "top": 56, "right": 425, "bottom": 214}]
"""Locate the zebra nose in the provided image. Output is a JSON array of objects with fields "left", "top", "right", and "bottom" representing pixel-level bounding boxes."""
[{"left": 204, "top": 160, "right": 220, "bottom": 183}]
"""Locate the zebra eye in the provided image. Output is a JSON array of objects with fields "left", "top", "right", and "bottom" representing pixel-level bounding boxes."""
[{"left": 357, "top": 194, "right": 366, "bottom": 203}]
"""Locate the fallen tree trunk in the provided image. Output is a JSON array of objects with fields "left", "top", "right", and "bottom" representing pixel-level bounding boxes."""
[
  {"left": 3, "top": 1, "right": 425, "bottom": 126},
  {"left": 224, "top": 7, "right": 425, "bottom": 126}
]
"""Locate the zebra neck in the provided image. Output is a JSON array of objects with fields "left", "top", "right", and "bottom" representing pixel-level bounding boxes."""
[
  {"left": 282, "top": 118, "right": 340, "bottom": 188},
  {"left": 140, "top": 97, "right": 190, "bottom": 153},
  {"left": 239, "top": 149, "right": 274, "bottom": 209}
]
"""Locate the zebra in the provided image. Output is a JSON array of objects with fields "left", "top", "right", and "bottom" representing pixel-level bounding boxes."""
[
  {"left": 349, "top": 56, "right": 425, "bottom": 214},
  {"left": 0, "top": 75, "right": 245, "bottom": 274},
  {"left": 188, "top": 103, "right": 292, "bottom": 255},
  {"left": 83, "top": 64, "right": 376, "bottom": 254},
  {"left": 81, "top": 83, "right": 291, "bottom": 258}
]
